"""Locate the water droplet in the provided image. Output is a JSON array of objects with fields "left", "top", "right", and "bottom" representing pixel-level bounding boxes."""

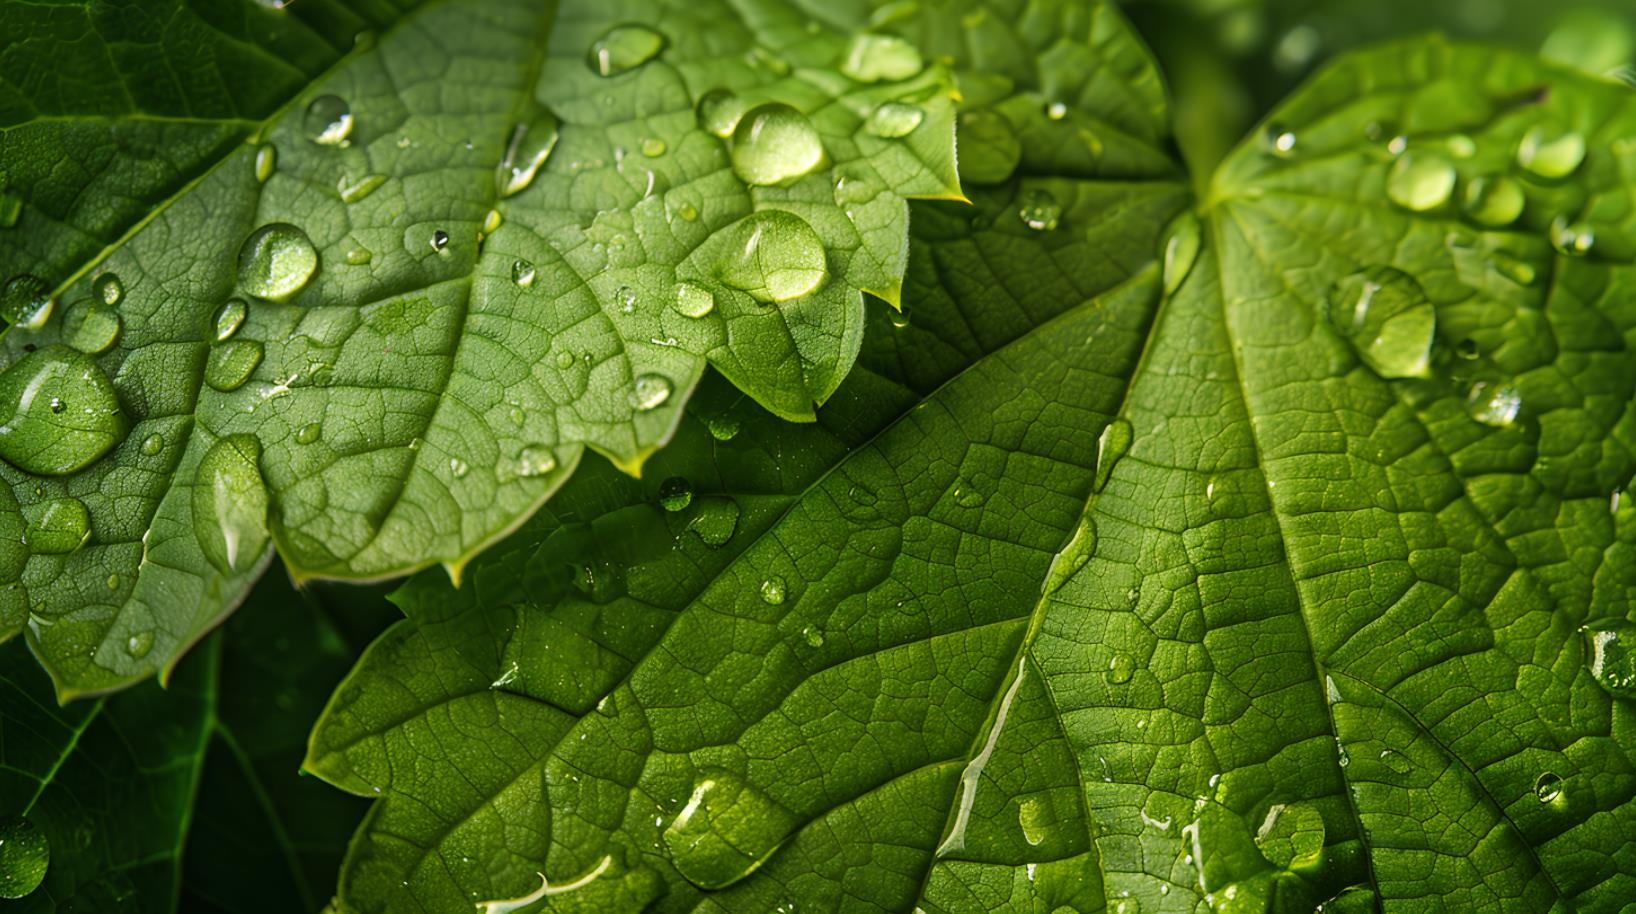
[
  {"left": 587, "top": 24, "right": 666, "bottom": 76},
  {"left": 205, "top": 340, "right": 264, "bottom": 392},
  {"left": 1017, "top": 797, "right": 1051, "bottom": 846},
  {"left": 840, "top": 33, "right": 924, "bottom": 82},
  {"left": 1492, "top": 252, "right": 1538, "bottom": 286},
  {"left": 296, "top": 422, "right": 321, "bottom": 445},
  {"left": 1017, "top": 188, "right": 1060, "bottom": 231},
  {"left": 1466, "top": 380, "right": 1522, "bottom": 427},
  {"left": 1386, "top": 151, "right": 1456, "bottom": 212},
  {"left": 1534, "top": 771, "right": 1564, "bottom": 803},
  {"left": 1263, "top": 123, "right": 1297, "bottom": 157},
  {"left": 1549, "top": 216, "right": 1595, "bottom": 256},
  {"left": 512, "top": 259, "right": 537, "bottom": 288},
  {"left": 126, "top": 630, "right": 154, "bottom": 659},
  {"left": 516, "top": 445, "right": 557, "bottom": 478},
  {"left": 615, "top": 285, "right": 637, "bottom": 314},
  {"left": 671, "top": 281, "right": 715, "bottom": 318},
  {"left": 865, "top": 102, "right": 924, "bottom": 138},
  {"left": 61, "top": 301, "right": 122, "bottom": 355},
  {"left": 689, "top": 497, "right": 741, "bottom": 546},
  {"left": 658, "top": 476, "right": 693, "bottom": 511},
  {"left": 744, "top": 45, "right": 791, "bottom": 76},
  {"left": 1106, "top": 652, "right": 1135, "bottom": 684},
  {"left": 214, "top": 299, "right": 248, "bottom": 342},
  {"left": 304, "top": 95, "right": 354, "bottom": 146},
  {"left": 663, "top": 769, "right": 799, "bottom": 890},
  {"left": 0, "top": 273, "right": 53, "bottom": 330},
  {"left": 254, "top": 143, "right": 277, "bottom": 182},
  {"left": 192, "top": 434, "right": 268, "bottom": 573},
  {"left": 1254, "top": 801, "right": 1325, "bottom": 870},
  {"left": 498, "top": 110, "right": 561, "bottom": 197},
  {"left": 1044, "top": 100, "right": 1068, "bottom": 121},
  {"left": 555, "top": 350, "right": 575, "bottom": 370},
  {"left": 952, "top": 476, "right": 986, "bottom": 508},
  {"left": 800, "top": 624, "right": 825, "bottom": 648},
  {"left": 641, "top": 137, "right": 667, "bottom": 158},
  {"left": 629, "top": 374, "right": 672, "bottom": 411},
  {"left": 449, "top": 457, "right": 469, "bottom": 478},
  {"left": 0, "top": 193, "right": 20, "bottom": 229},
  {"left": 141, "top": 433, "right": 163, "bottom": 456},
  {"left": 1323, "top": 266, "right": 1436, "bottom": 379},
  {"left": 1583, "top": 619, "right": 1636, "bottom": 699},
  {"left": 731, "top": 104, "right": 825, "bottom": 185},
  {"left": 0, "top": 346, "right": 126, "bottom": 475},
  {"left": 338, "top": 173, "right": 385, "bottom": 204},
  {"left": 711, "top": 210, "right": 828, "bottom": 303},
  {"left": 1461, "top": 175, "right": 1525, "bottom": 227},
  {"left": 1041, "top": 514, "right": 1096, "bottom": 596},
  {"left": 92, "top": 272, "right": 123, "bottom": 306},
  {"left": 0, "top": 815, "right": 50, "bottom": 900},
  {"left": 237, "top": 223, "right": 318, "bottom": 301},
  {"left": 760, "top": 576, "right": 788, "bottom": 605},
  {"left": 1516, "top": 124, "right": 1586, "bottom": 180},
  {"left": 429, "top": 229, "right": 451, "bottom": 252},
  {"left": 1162, "top": 214, "right": 1202, "bottom": 294},
  {"left": 106, "top": 573, "right": 120, "bottom": 590},
  {"left": 23, "top": 497, "right": 90, "bottom": 555},
  {"left": 344, "top": 243, "right": 372, "bottom": 265},
  {"left": 697, "top": 88, "right": 747, "bottom": 138},
  {"left": 1094, "top": 418, "right": 1134, "bottom": 492}
]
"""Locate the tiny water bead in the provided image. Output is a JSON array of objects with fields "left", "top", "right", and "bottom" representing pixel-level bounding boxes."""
[
  {"left": 1583, "top": 619, "right": 1636, "bottom": 699},
  {"left": 697, "top": 88, "right": 747, "bottom": 138},
  {"left": 0, "top": 815, "right": 49, "bottom": 900},
  {"left": 839, "top": 32, "right": 924, "bottom": 82},
  {"left": 0, "top": 273, "right": 53, "bottom": 330},
  {"left": 1323, "top": 266, "right": 1437, "bottom": 379},
  {"left": 141, "top": 433, "right": 164, "bottom": 456},
  {"left": 760, "top": 576, "right": 787, "bottom": 605},
  {"left": 337, "top": 173, "right": 385, "bottom": 204},
  {"left": 192, "top": 434, "right": 269, "bottom": 574},
  {"left": 254, "top": 143, "right": 277, "bottom": 182},
  {"left": 1263, "top": 123, "right": 1298, "bottom": 157},
  {"left": 430, "top": 229, "right": 451, "bottom": 252},
  {"left": 1386, "top": 151, "right": 1456, "bottom": 212},
  {"left": 516, "top": 445, "right": 557, "bottom": 478},
  {"left": 62, "top": 301, "right": 122, "bottom": 355},
  {"left": 304, "top": 94, "right": 354, "bottom": 146},
  {"left": 205, "top": 340, "right": 264, "bottom": 392},
  {"left": 1516, "top": 124, "right": 1586, "bottom": 180},
  {"left": 1534, "top": 771, "right": 1564, "bottom": 804},
  {"left": 1017, "top": 188, "right": 1061, "bottom": 231},
  {"left": 237, "top": 223, "right": 319, "bottom": 301},
  {"left": 450, "top": 457, "right": 470, "bottom": 478},
  {"left": 23, "top": 497, "right": 91, "bottom": 554},
  {"left": 672, "top": 281, "right": 715, "bottom": 318},
  {"left": 1461, "top": 175, "right": 1525, "bottom": 227},
  {"left": 1044, "top": 100, "right": 1068, "bottom": 120},
  {"left": 1549, "top": 216, "right": 1595, "bottom": 256},
  {"left": 0, "top": 346, "right": 127, "bottom": 476},
  {"left": 641, "top": 137, "right": 667, "bottom": 157},
  {"left": 214, "top": 299, "right": 248, "bottom": 342},
  {"left": 126, "top": 629, "right": 155, "bottom": 659},
  {"left": 1466, "top": 380, "right": 1522, "bottom": 428},
  {"left": 344, "top": 244, "right": 372, "bottom": 265},
  {"left": 689, "top": 497, "right": 741, "bottom": 546},
  {"left": 865, "top": 102, "right": 924, "bottom": 138},
  {"left": 662, "top": 769, "right": 800, "bottom": 890},
  {"left": 628, "top": 373, "right": 672, "bottom": 411},
  {"left": 498, "top": 110, "right": 560, "bottom": 198},
  {"left": 587, "top": 24, "right": 666, "bottom": 76},
  {"left": 512, "top": 259, "right": 537, "bottom": 288},
  {"left": 615, "top": 285, "right": 637, "bottom": 313},
  {"left": 658, "top": 476, "right": 693, "bottom": 512},
  {"left": 730, "top": 104, "right": 825, "bottom": 185},
  {"left": 1106, "top": 652, "right": 1136, "bottom": 684},
  {"left": 92, "top": 272, "right": 123, "bottom": 306},
  {"left": 712, "top": 210, "right": 828, "bottom": 303},
  {"left": 1162, "top": 213, "right": 1202, "bottom": 294}
]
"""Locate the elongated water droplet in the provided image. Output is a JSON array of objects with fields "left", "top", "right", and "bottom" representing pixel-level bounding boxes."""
[
  {"left": 516, "top": 444, "right": 556, "bottom": 478},
  {"left": 1162, "top": 214, "right": 1202, "bottom": 294},
  {"left": 865, "top": 102, "right": 924, "bottom": 137},
  {"left": 337, "top": 173, "right": 385, "bottom": 203},
  {"left": 1583, "top": 619, "right": 1636, "bottom": 699},
  {"left": 1017, "top": 188, "right": 1060, "bottom": 231},
  {"left": 192, "top": 434, "right": 268, "bottom": 573},
  {"left": 663, "top": 770, "right": 799, "bottom": 890},
  {"left": 1386, "top": 152, "right": 1456, "bottom": 212},
  {"left": 304, "top": 95, "right": 353, "bottom": 146},
  {"left": 697, "top": 88, "right": 747, "bottom": 138},
  {"left": 429, "top": 229, "right": 450, "bottom": 253},
  {"left": 92, "top": 272, "right": 123, "bottom": 306},
  {"left": 840, "top": 33, "right": 924, "bottom": 82},
  {"left": 1018, "top": 797, "right": 1051, "bottom": 847},
  {"left": 126, "top": 630, "right": 154, "bottom": 659},
  {"left": 214, "top": 299, "right": 248, "bottom": 342},
  {"left": 0, "top": 346, "right": 126, "bottom": 475},
  {"left": 711, "top": 210, "right": 828, "bottom": 303},
  {"left": 0, "top": 193, "right": 19, "bottom": 229},
  {"left": 587, "top": 24, "right": 666, "bottom": 76},
  {"left": 205, "top": 340, "right": 264, "bottom": 392},
  {"left": 62, "top": 301, "right": 122, "bottom": 355},
  {"left": 237, "top": 223, "right": 318, "bottom": 301},
  {"left": 629, "top": 374, "right": 672, "bottom": 411},
  {"left": 141, "top": 433, "right": 163, "bottom": 456},
  {"left": 1042, "top": 514, "right": 1096, "bottom": 596},
  {"left": 658, "top": 476, "right": 693, "bottom": 511},
  {"left": 1462, "top": 175, "right": 1525, "bottom": 227},
  {"left": 641, "top": 137, "right": 667, "bottom": 157},
  {"left": 1324, "top": 266, "right": 1436, "bottom": 379},
  {"left": 1466, "top": 380, "right": 1521, "bottom": 427},
  {"left": 512, "top": 259, "right": 537, "bottom": 288},
  {"left": 254, "top": 143, "right": 277, "bottom": 182},
  {"left": 1094, "top": 419, "right": 1133, "bottom": 492},
  {"left": 295, "top": 422, "right": 321, "bottom": 445},
  {"left": 23, "top": 497, "right": 90, "bottom": 554},
  {"left": 1534, "top": 771, "right": 1564, "bottom": 803},
  {"left": 344, "top": 243, "right": 372, "bottom": 265},
  {"left": 672, "top": 281, "right": 715, "bottom": 317},
  {"left": 1516, "top": 124, "right": 1586, "bottom": 180},
  {"left": 0, "top": 274, "right": 53, "bottom": 330},
  {"left": 0, "top": 815, "right": 49, "bottom": 900},
  {"left": 731, "top": 104, "right": 824, "bottom": 185},
  {"left": 1263, "top": 123, "right": 1297, "bottom": 157},
  {"left": 1549, "top": 216, "right": 1595, "bottom": 256},
  {"left": 498, "top": 110, "right": 561, "bottom": 197}
]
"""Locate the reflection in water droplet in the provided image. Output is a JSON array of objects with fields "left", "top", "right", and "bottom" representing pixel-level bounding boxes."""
[
  {"left": 450, "top": 457, "right": 469, "bottom": 478},
  {"left": 840, "top": 32, "right": 924, "bottom": 82},
  {"left": 731, "top": 104, "right": 824, "bottom": 185},
  {"left": 1466, "top": 380, "right": 1521, "bottom": 427},
  {"left": 512, "top": 259, "right": 537, "bottom": 288},
  {"left": 711, "top": 210, "right": 828, "bottom": 303},
  {"left": 629, "top": 374, "right": 671, "bottom": 411},
  {"left": 126, "top": 630, "right": 154, "bottom": 659},
  {"left": 1044, "top": 101, "right": 1068, "bottom": 121},
  {"left": 1461, "top": 175, "right": 1525, "bottom": 227},
  {"left": 254, "top": 144, "right": 277, "bottom": 182},
  {"left": 1516, "top": 124, "right": 1586, "bottom": 180},
  {"left": 658, "top": 476, "right": 693, "bottom": 511},
  {"left": 92, "top": 273, "right": 123, "bottom": 306},
  {"left": 1263, "top": 124, "right": 1297, "bottom": 157},
  {"left": 429, "top": 229, "right": 451, "bottom": 253},
  {"left": 237, "top": 224, "right": 319, "bottom": 301},
  {"left": 304, "top": 95, "right": 354, "bottom": 146},
  {"left": 865, "top": 102, "right": 924, "bottom": 138},
  {"left": 697, "top": 88, "right": 747, "bottom": 138},
  {"left": 0, "top": 273, "right": 53, "bottom": 330},
  {"left": 1324, "top": 266, "right": 1436, "bottom": 379},
  {"left": 215, "top": 300, "right": 248, "bottom": 342},
  {"left": 760, "top": 576, "right": 787, "bottom": 605},
  {"left": 1534, "top": 771, "right": 1564, "bottom": 803},
  {"left": 1106, "top": 652, "right": 1135, "bottom": 684},
  {"left": 517, "top": 445, "right": 556, "bottom": 478},
  {"left": 588, "top": 24, "right": 666, "bottom": 76},
  {"left": 141, "top": 434, "right": 164, "bottom": 456},
  {"left": 1386, "top": 152, "right": 1456, "bottom": 212},
  {"left": 1017, "top": 188, "right": 1060, "bottom": 231},
  {"left": 205, "top": 340, "right": 264, "bottom": 392},
  {"left": 23, "top": 497, "right": 90, "bottom": 554},
  {"left": 1583, "top": 619, "right": 1636, "bottom": 699},
  {"left": 498, "top": 110, "right": 561, "bottom": 198},
  {"left": 0, "top": 815, "right": 50, "bottom": 900},
  {"left": 663, "top": 769, "right": 799, "bottom": 890},
  {"left": 0, "top": 346, "right": 127, "bottom": 476},
  {"left": 192, "top": 434, "right": 268, "bottom": 574}
]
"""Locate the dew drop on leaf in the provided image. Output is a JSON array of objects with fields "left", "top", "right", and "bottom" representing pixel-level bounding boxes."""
[
  {"left": 125, "top": 630, "right": 154, "bottom": 660},
  {"left": 1516, "top": 123, "right": 1586, "bottom": 180},
  {"left": 555, "top": 350, "right": 575, "bottom": 370},
  {"left": 658, "top": 476, "right": 693, "bottom": 511},
  {"left": 711, "top": 210, "right": 828, "bottom": 303},
  {"left": 1162, "top": 214, "right": 1202, "bottom": 295},
  {"left": 141, "top": 433, "right": 163, "bottom": 456},
  {"left": 760, "top": 576, "right": 787, "bottom": 605},
  {"left": 1323, "top": 266, "right": 1436, "bottom": 379},
  {"left": 191, "top": 434, "right": 268, "bottom": 574},
  {"left": 1017, "top": 188, "right": 1061, "bottom": 231},
  {"left": 1041, "top": 514, "right": 1096, "bottom": 596},
  {"left": 512, "top": 259, "right": 537, "bottom": 288},
  {"left": 1583, "top": 619, "right": 1636, "bottom": 699},
  {"left": 1461, "top": 175, "right": 1525, "bottom": 227},
  {"left": 629, "top": 374, "right": 672, "bottom": 412},
  {"left": 641, "top": 137, "right": 667, "bottom": 157},
  {"left": 429, "top": 229, "right": 451, "bottom": 253},
  {"left": 1262, "top": 123, "right": 1298, "bottom": 157},
  {"left": 1044, "top": 100, "right": 1068, "bottom": 120},
  {"left": 697, "top": 88, "right": 747, "bottom": 138},
  {"left": 62, "top": 301, "right": 122, "bottom": 355},
  {"left": 304, "top": 95, "right": 354, "bottom": 146},
  {"left": 205, "top": 340, "right": 264, "bottom": 392},
  {"left": 516, "top": 445, "right": 556, "bottom": 478},
  {"left": 0, "top": 815, "right": 49, "bottom": 900},
  {"left": 344, "top": 244, "right": 372, "bottom": 265},
  {"left": 865, "top": 102, "right": 924, "bottom": 137},
  {"left": 1549, "top": 216, "right": 1595, "bottom": 256},
  {"left": 1534, "top": 771, "right": 1564, "bottom": 803},
  {"left": 662, "top": 769, "right": 799, "bottom": 890},
  {"left": 23, "top": 497, "right": 90, "bottom": 554},
  {"left": 0, "top": 273, "right": 54, "bottom": 330},
  {"left": 237, "top": 223, "right": 318, "bottom": 301},
  {"left": 337, "top": 173, "right": 385, "bottom": 204},
  {"left": 1094, "top": 418, "right": 1134, "bottom": 492},
  {"left": 672, "top": 281, "right": 715, "bottom": 318},
  {"left": 92, "top": 272, "right": 122, "bottom": 306},
  {"left": 296, "top": 422, "right": 322, "bottom": 445},
  {"left": 730, "top": 104, "right": 825, "bottom": 185},
  {"left": 1106, "top": 652, "right": 1135, "bottom": 684},
  {"left": 1017, "top": 797, "right": 1050, "bottom": 847},
  {"left": 498, "top": 109, "right": 561, "bottom": 198},
  {"left": 587, "top": 24, "right": 666, "bottom": 76},
  {"left": 840, "top": 33, "right": 924, "bottom": 82},
  {"left": 1386, "top": 151, "right": 1456, "bottom": 212},
  {"left": 254, "top": 143, "right": 277, "bottom": 182},
  {"left": 688, "top": 496, "right": 740, "bottom": 547},
  {"left": 0, "top": 346, "right": 126, "bottom": 476},
  {"left": 1465, "top": 380, "right": 1522, "bottom": 427},
  {"left": 214, "top": 299, "right": 248, "bottom": 342},
  {"left": 615, "top": 285, "right": 637, "bottom": 313},
  {"left": 449, "top": 457, "right": 469, "bottom": 478}
]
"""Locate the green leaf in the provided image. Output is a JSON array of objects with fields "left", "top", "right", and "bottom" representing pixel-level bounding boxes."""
[
  {"left": 0, "top": 0, "right": 961, "bottom": 696},
  {"left": 309, "top": 26, "right": 1636, "bottom": 914},
  {"left": 0, "top": 574, "right": 391, "bottom": 912}
]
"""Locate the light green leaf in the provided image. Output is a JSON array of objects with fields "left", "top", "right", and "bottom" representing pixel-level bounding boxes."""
[{"left": 0, "top": 0, "right": 960, "bottom": 696}]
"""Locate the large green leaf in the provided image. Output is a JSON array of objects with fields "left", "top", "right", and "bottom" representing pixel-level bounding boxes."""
[
  {"left": 307, "top": 22, "right": 1636, "bottom": 914},
  {"left": 0, "top": 0, "right": 961, "bottom": 697}
]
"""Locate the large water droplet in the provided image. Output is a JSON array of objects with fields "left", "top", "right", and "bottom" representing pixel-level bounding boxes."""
[
  {"left": 141, "top": 433, "right": 164, "bottom": 456},
  {"left": 1461, "top": 175, "right": 1525, "bottom": 227},
  {"left": 0, "top": 815, "right": 49, "bottom": 900},
  {"left": 192, "top": 434, "right": 268, "bottom": 574},
  {"left": 23, "top": 497, "right": 90, "bottom": 554},
  {"left": 1324, "top": 266, "right": 1436, "bottom": 379},
  {"left": 512, "top": 259, "right": 537, "bottom": 288},
  {"left": 840, "top": 33, "right": 924, "bottom": 82},
  {"left": 126, "top": 630, "right": 154, "bottom": 659},
  {"left": 0, "top": 346, "right": 126, "bottom": 475},
  {"left": 1106, "top": 652, "right": 1136, "bottom": 684},
  {"left": 711, "top": 210, "right": 828, "bottom": 303},
  {"left": 295, "top": 422, "right": 322, "bottom": 445},
  {"left": 697, "top": 88, "right": 747, "bottom": 138},
  {"left": 92, "top": 272, "right": 123, "bottom": 306},
  {"left": 237, "top": 223, "right": 318, "bottom": 301},
  {"left": 205, "top": 340, "right": 264, "bottom": 392},
  {"left": 865, "top": 102, "right": 924, "bottom": 138},
  {"left": 0, "top": 274, "right": 53, "bottom": 330},
  {"left": 658, "top": 476, "right": 693, "bottom": 511},
  {"left": 429, "top": 229, "right": 451, "bottom": 253},
  {"left": 214, "top": 299, "right": 248, "bottom": 342},
  {"left": 587, "top": 24, "right": 666, "bottom": 76},
  {"left": 1583, "top": 619, "right": 1636, "bottom": 699},
  {"left": 629, "top": 374, "right": 672, "bottom": 411},
  {"left": 663, "top": 769, "right": 799, "bottom": 890},
  {"left": 1094, "top": 418, "right": 1134, "bottom": 492},
  {"left": 760, "top": 576, "right": 787, "bottom": 605},
  {"left": 1516, "top": 124, "right": 1586, "bottom": 180},
  {"left": 1534, "top": 771, "right": 1564, "bottom": 804},
  {"left": 672, "top": 281, "right": 715, "bottom": 318},
  {"left": 1017, "top": 188, "right": 1061, "bottom": 231},
  {"left": 689, "top": 496, "right": 741, "bottom": 547},
  {"left": 731, "top": 104, "right": 825, "bottom": 185},
  {"left": 1254, "top": 802, "right": 1325, "bottom": 870},
  {"left": 1465, "top": 380, "right": 1521, "bottom": 427},
  {"left": 498, "top": 110, "right": 561, "bottom": 198},
  {"left": 304, "top": 95, "right": 354, "bottom": 146},
  {"left": 1549, "top": 216, "right": 1596, "bottom": 256},
  {"left": 61, "top": 301, "right": 122, "bottom": 355},
  {"left": 516, "top": 444, "right": 557, "bottom": 478},
  {"left": 1386, "top": 152, "right": 1456, "bottom": 212}
]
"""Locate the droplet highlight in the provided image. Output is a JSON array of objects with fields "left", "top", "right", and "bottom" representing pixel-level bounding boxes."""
[
  {"left": 1324, "top": 266, "right": 1436, "bottom": 379},
  {"left": 304, "top": 95, "right": 354, "bottom": 146},
  {"left": 237, "top": 224, "right": 319, "bottom": 301},
  {"left": 731, "top": 104, "right": 825, "bottom": 185}
]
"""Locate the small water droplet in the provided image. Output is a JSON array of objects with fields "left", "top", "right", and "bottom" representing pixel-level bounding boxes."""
[
  {"left": 214, "top": 299, "right": 248, "bottom": 342},
  {"left": 688, "top": 497, "right": 741, "bottom": 546},
  {"left": 1017, "top": 188, "right": 1060, "bottom": 231},
  {"left": 0, "top": 346, "right": 126, "bottom": 475},
  {"left": 672, "top": 281, "right": 715, "bottom": 318},
  {"left": 429, "top": 229, "right": 451, "bottom": 252},
  {"left": 449, "top": 457, "right": 469, "bottom": 478},
  {"left": 865, "top": 102, "right": 924, "bottom": 137},
  {"left": 840, "top": 32, "right": 924, "bottom": 82},
  {"left": 1461, "top": 175, "right": 1525, "bottom": 227},
  {"left": 1324, "top": 266, "right": 1436, "bottom": 379},
  {"left": 641, "top": 136, "right": 667, "bottom": 157},
  {"left": 304, "top": 95, "right": 354, "bottom": 146},
  {"left": 106, "top": 573, "right": 120, "bottom": 590},
  {"left": 1549, "top": 215, "right": 1595, "bottom": 256},
  {"left": 125, "top": 630, "right": 154, "bottom": 659},
  {"left": 1263, "top": 123, "right": 1297, "bottom": 157},
  {"left": 498, "top": 109, "right": 561, "bottom": 197},
  {"left": 663, "top": 769, "right": 799, "bottom": 890},
  {"left": 760, "top": 576, "right": 788, "bottom": 605},
  {"left": 512, "top": 259, "right": 537, "bottom": 288},
  {"left": 1534, "top": 771, "right": 1564, "bottom": 803},
  {"left": 1094, "top": 418, "right": 1134, "bottom": 492},
  {"left": 92, "top": 272, "right": 123, "bottom": 306},
  {"left": 0, "top": 273, "right": 53, "bottom": 330},
  {"left": 23, "top": 497, "right": 90, "bottom": 554},
  {"left": 587, "top": 24, "right": 666, "bottom": 76},
  {"left": 1106, "top": 652, "right": 1135, "bottom": 684},
  {"left": 1583, "top": 619, "right": 1636, "bottom": 699},
  {"left": 337, "top": 173, "right": 385, "bottom": 204},
  {"left": 1466, "top": 380, "right": 1522, "bottom": 427},
  {"left": 731, "top": 104, "right": 825, "bottom": 185},
  {"left": 629, "top": 373, "right": 672, "bottom": 411},
  {"left": 516, "top": 445, "right": 557, "bottom": 478},
  {"left": 192, "top": 434, "right": 268, "bottom": 573},
  {"left": 344, "top": 244, "right": 372, "bottom": 265},
  {"left": 254, "top": 143, "right": 277, "bottom": 182},
  {"left": 1162, "top": 214, "right": 1202, "bottom": 294},
  {"left": 237, "top": 224, "right": 318, "bottom": 301},
  {"left": 141, "top": 433, "right": 164, "bottom": 456},
  {"left": 481, "top": 209, "right": 502, "bottom": 237},
  {"left": 697, "top": 88, "right": 747, "bottom": 138},
  {"left": 1516, "top": 124, "right": 1586, "bottom": 180},
  {"left": 615, "top": 285, "right": 637, "bottom": 313},
  {"left": 62, "top": 301, "right": 122, "bottom": 355},
  {"left": 952, "top": 476, "right": 986, "bottom": 508},
  {"left": 296, "top": 422, "right": 321, "bottom": 445},
  {"left": 1044, "top": 100, "right": 1068, "bottom": 121},
  {"left": 658, "top": 476, "right": 693, "bottom": 511},
  {"left": 1386, "top": 151, "right": 1456, "bottom": 212},
  {"left": 555, "top": 350, "right": 575, "bottom": 370},
  {"left": 800, "top": 624, "right": 824, "bottom": 648},
  {"left": 711, "top": 210, "right": 828, "bottom": 303},
  {"left": 205, "top": 340, "right": 264, "bottom": 392},
  {"left": 0, "top": 815, "right": 50, "bottom": 899}
]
